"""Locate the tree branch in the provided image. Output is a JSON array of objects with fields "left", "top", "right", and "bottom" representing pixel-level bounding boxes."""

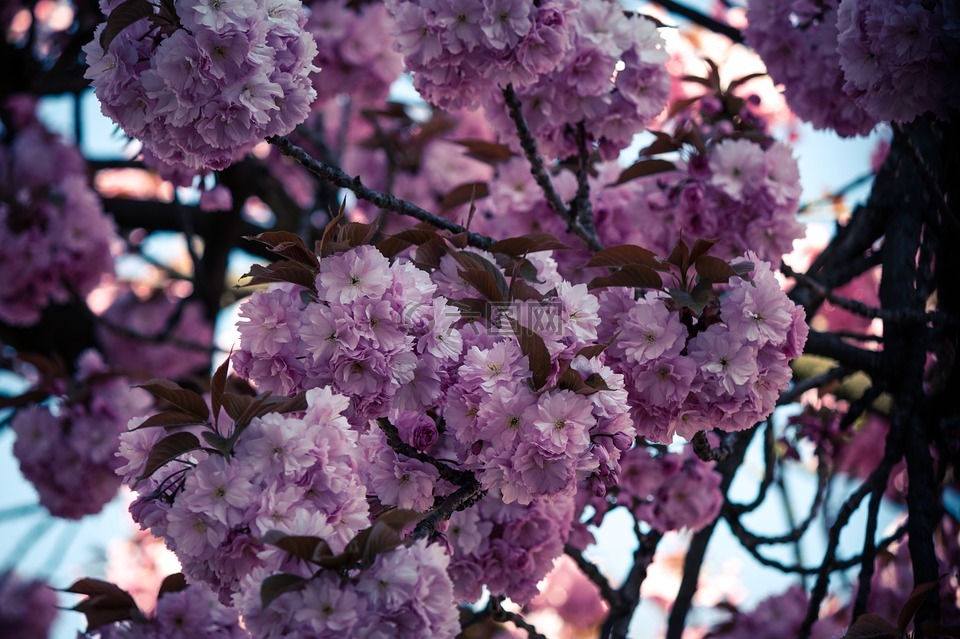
[
  {"left": 268, "top": 135, "right": 494, "bottom": 249},
  {"left": 646, "top": 0, "right": 743, "bottom": 43}
]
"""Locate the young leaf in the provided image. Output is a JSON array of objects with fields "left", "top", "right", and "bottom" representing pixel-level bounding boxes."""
[
  {"left": 509, "top": 318, "right": 552, "bottom": 390},
  {"left": 240, "top": 262, "right": 316, "bottom": 290},
  {"left": 138, "top": 432, "right": 203, "bottom": 480},
  {"left": 897, "top": 581, "right": 938, "bottom": 633},
  {"left": 489, "top": 233, "right": 573, "bottom": 257},
  {"left": 666, "top": 237, "right": 690, "bottom": 270},
  {"left": 606, "top": 159, "right": 676, "bottom": 187},
  {"left": 439, "top": 182, "right": 489, "bottom": 213},
  {"left": 260, "top": 574, "right": 309, "bottom": 609},
  {"left": 337, "top": 221, "right": 378, "bottom": 247},
  {"left": 220, "top": 392, "right": 253, "bottom": 423},
  {"left": 261, "top": 531, "right": 332, "bottom": 564},
  {"left": 585, "top": 244, "right": 664, "bottom": 270},
  {"left": 731, "top": 261, "right": 754, "bottom": 278},
  {"left": 132, "top": 410, "right": 206, "bottom": 431},
  {"left": 688, "top": 237, "right": 720, "bottom": 263},
  {"left": 157, "top": 574, "right": 187, "bottom": 599},
  {"left": 588, "top": 265, "right": 664, "bottom": 290},
  {"left": 694, "top": 255, "right": 737, "bottom": 282},
  {"left": 458, "top": 268, "right": 505, "bottom": 302},
  {"left": 210, "top": 356, "right": 230, "bottom": 427},
  {"left": 639, "top": 130, "right": 680, "bottom": 157},
  {"left": 452, "top": 139, "right": 515, "bottom": 164},
  {"left": 66, "top": 578, "right": 141, "bottom": 631},
  {"left": 450, "top": 251, "right": 509, "bottom": 299},
  {"left": 415, "top": 236, "right": 449, "bottom": 270},
  {"left": 843, "top": 613, "right": 900, "bottom": 639},
  {"left": 136, "top": 380, "right": 209, "bottom": 421},
  {"left": 244, "top": 231, "right": 319, "bottom": 269},
  {"left": 99, "top": 0, "right": 154, "bottom": 51}
]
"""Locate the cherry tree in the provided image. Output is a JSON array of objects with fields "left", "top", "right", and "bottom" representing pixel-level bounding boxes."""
[{"left": 0, "top": 0, "right": 958, "bottom": 638}]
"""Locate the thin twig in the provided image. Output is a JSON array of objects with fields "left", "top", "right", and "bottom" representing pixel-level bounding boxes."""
[
  {"left": 377, "top": 418, "right": 475, "bottom": 487},
  {"left": 565, "top": 544, "right": 621, "bottom": 608},
  {"left": 268, "top": 135, "right": 494, "bottom": 249}
]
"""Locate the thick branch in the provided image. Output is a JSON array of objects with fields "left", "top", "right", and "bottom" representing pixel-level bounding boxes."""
[{"left": 647, "top": 0, "right": 743, "bottom": 42}]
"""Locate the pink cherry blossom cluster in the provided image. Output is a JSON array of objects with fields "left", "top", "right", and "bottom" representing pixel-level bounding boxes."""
[
  {"left": 235, "top": 539, "right": 460, "bottom": 639},
  {"left": 383, "top": 0, "right": 576, "bottom": 111},
  {"left": 11, "top": 350, "right": 151, "bottom": 519},
  {"left": 117, "top": 387, "right": 369, "bottom": 602},
  {"left": 446, "top": 492, "right": 575, "bottom": 604},
  {"left": 745, "top": 0, "right": 876, "bottom": 137},
  {"left": 598, "top": 256, "right": 808, "bottom": 443},
  {"left": 836, "top": 0, "right": 960, "bottom": 123},
  {"left": 83, "top": 0, "right": 319, "bottom": 173},
  {"left": 86, "top": 584, "right": 248, "bottom": 639},
  {"left": 233, "top": 245, "right": 458, "bottom": 416},
  {"left": 481, "top": 0, "right": 670, "bottom": 159},
  {"left": 616, "top": 447, "right": 722, "bottom": 532},
  {"left": 0, "top": 571, "right": 59, "bottom": 639},
  {"left": 595, "top": 138, "right": 805, "bottom": 265},
  {"left": 234, "top": 242, "right": 636, "bottom": 505},
  {"left": 98, "top": 289, "right": 213, "bottom": 381},
  {"left": 307, "top": 0, "right": 403, "bottom": 105},
  {"left": 0, "top": 106, "right": 116, "bottom": 326}
]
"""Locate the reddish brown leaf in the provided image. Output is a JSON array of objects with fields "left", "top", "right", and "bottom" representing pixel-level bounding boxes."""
[
  {"left": 439, "top": 182, "right": 489, "bottom": 213},
  {"left": 695, "top": 255, "right": 737, "bottom": 282},
  {"left": 489, "top": 232, "right": 574, "bottom": 256},
  {"left": 844, "top": 613, "right": 900, "bottom": 639},
  {"left": 897, "top": 581, "right": 938, "bottom": 633},
  {"left": 138, "top": 432, "right": 203, "bottom": 480},
  {"left": 585, "top": 244, "right": 664, "bottom": 269},
  {"left": 509, "top": 318, "right": 552, "bottom": 391},
  {"left": 157, "top": 574, "right": 187, "bottom": 599},
  {"left": 136, "top": 379, "right": 209, "bottom": 420},
  {"left": 241, "top": 262, "right": 316, "bottom": 289},
  {"left": 588, "top": 265, "right": 663, "bottom": 290},
  {"left": 132, "top": 410, "right": 206, "bottom": 430},
  {"left": 607, "top": 159, "right": 676, "bottom": 187},
  {"left": 452, "top": 139, "right": 515, "bottom": 164},
  {"left": 458, "top": 268, "right": 505, "bottom": 302}
]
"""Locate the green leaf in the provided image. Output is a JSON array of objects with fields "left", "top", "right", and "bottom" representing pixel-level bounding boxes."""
[
  {"left": 137, "top": 432, "right": 203, "bottom": 480},
  {"left": 606, "top": 159, "right": 676, "bottom": 187},
  {"left": 136, "top": 380, "right": 209, "bottom": 421},
  {"left": 260, "top": 574, "right": 309, "bottom": 609},
  {"left": 99, "top": 0, "right": 154, "bottom": 51},
  {"left": 588, "top": 265, "right": 663, "bottom": 290},
  {"left": 489, "top": 233, "right": 573, "bottom": 256},
  {"left": 439, "top": 181, "right": 489, "bottom": 213}
]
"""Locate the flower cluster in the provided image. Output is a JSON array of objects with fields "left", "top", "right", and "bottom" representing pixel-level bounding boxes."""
[
  {"left": 86, "top": 584, "right": 248, "bottom": 639},
  {"left": 98, "top": 288, "right": 213, "bottom": 381},
  {"left": 595, "top": 138, "right": 804, "bottom": 265},
  {"left": 117, "top": 387, "right": 369, "bottom": 601},
  {"left": 236, "top": 540, "right": 460, "bottom": 639},
  {"left": 384, "top": 0, "right": 576, "bottom": 110},
  {"left": 0, "top": 571, "right": 59, "bottom": 639},
  {"left": 234, "top": 237, "right": 636, "bottom": 505},
  {"left": 83, "top": 0, "right": 319, "bottom": 173},
  {"left": 307, "top": 0, "right": 402, "bottom": 105},
  {"left": 11, "top": 350, "right": 151, "bottom": 518},
  {"left": 745, "top": 0, "right": 876, "bottom": 137},
  {"left": 836, "top": 0, "right": 960, "bottom": 123},
  {"left": 481, "top": 0, "right": 670, "bottom": 159},
  {"left": 599, "top": 256, "right": 807, "bottom": 443},
  {"left": 0, "top": 105, "right": 116, "bottom": 326},
  {"left": 616, "top": 447, "right": 722, "bottom": 532},
  {"left": 447, "top": 492, "right": 575, "bottom": 604}
]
